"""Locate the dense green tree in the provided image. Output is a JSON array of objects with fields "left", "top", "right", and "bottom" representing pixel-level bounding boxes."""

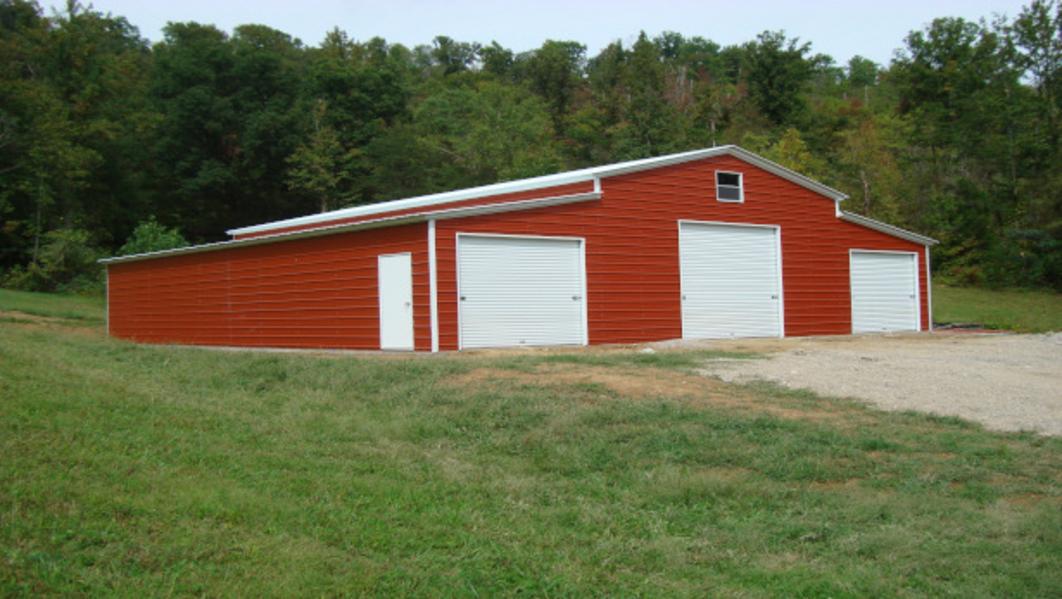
[
  {"left": 612, "top": 32, "right": 684, "bottom": 159},
  {"left": 0, "top": 0, "right": 1058, "bottom": 289},
  {"left": 479, "top": 41, "right": 514, "bottom": 79},
  {"left": 429, "top": 36, "right": 480, "bottom": 75},
  {"left": 286, "top": 100, "right": 360, "bottom": 212},
  {"left": 523, "top": 40, "right": 586, "bottom": 132},
  {"left": 117, "top": 216, "right": 188, "bottom": 255},
  {"left": 411, "top": 81, "right": 563, "bottom": 187},
  {"left": 743, "top": 31, "right": 813, "bottom": 126}
]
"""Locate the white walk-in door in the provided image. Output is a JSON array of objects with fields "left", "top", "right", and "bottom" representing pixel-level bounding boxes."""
[
  {"left": 378, "top": 253, "right": 414, "bottom": 350},
  {"left": 850, "top": 251, "right": 919, "bottom": 333},
  {"left": 679, "top": 222, "right": 783, "bottom": 339},
  {"left": 457, "top": 235, "right": 585, "bottom": 349}
]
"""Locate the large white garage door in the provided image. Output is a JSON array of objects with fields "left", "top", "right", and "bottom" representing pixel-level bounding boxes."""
[
  {"left": 679, "top": 222, "right": 782, "bottom": 339},
  {"left": 458, "top": 235, "right": 585, "bottom": 349},
  {"left": 850, "top": 251, "right": 919, "bottom": 333}
]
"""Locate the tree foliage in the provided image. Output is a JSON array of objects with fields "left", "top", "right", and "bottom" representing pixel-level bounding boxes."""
[
  {"left": 117, "top": 217, "right": 189, "bottom": 256},
  {"left": 1, "top": 0, "right": 1059, "bottom": 289}
]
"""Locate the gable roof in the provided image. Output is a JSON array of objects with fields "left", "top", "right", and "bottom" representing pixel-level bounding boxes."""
[
  {"left": 226, "top": 145, "right": 849, "bottom": 238},
  {"left": 103, "top": 145, "right": 941, "bottom": 266}
]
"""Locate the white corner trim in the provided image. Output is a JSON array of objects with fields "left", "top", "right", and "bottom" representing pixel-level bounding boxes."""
[
  {"left": 925, "top": 248, "right": 933, "bottom": 332},
  {"left": 105, "top": 267, "right": 110, "bottom": 337},
  {"left": 428, "top": 219, "right": 439, "bottom": 352}
]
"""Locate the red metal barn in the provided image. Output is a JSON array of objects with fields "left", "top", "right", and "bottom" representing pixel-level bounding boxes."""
[{"left": 103, "top": 146, "right": 937, "bottom": 351}]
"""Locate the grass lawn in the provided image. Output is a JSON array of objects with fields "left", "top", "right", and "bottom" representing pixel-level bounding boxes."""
[
  {"left": 933, "top": 284, "right": 1062, "bottom": 332},
  {"left": 1, "top": 290, "right": 1060, "bottom": 596}
]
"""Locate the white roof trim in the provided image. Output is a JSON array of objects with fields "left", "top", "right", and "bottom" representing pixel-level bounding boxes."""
[
  {"left": 227, "top": 145, "right": 849, "bottom": 237},
  {"left": 840, "top": 211, "right": 938, "bottom": 246},
  {"left": 101, "top": 191, "right": 600, "bottom": 265}
]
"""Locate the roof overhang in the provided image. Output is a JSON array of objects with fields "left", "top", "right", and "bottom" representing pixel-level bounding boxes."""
[
  {"left": 101, "top": 190, "right": 600, "bottom": 265},
  {"left": 226, "top": 145, "right": 849, "bottom": 238},
  {"left": 839, "top": 211, "right": 938, "bottom": 246}
]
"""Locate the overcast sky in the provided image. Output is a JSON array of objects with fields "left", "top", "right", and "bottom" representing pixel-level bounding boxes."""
[{"left": 70, "top": 0, "right": 1028, "bottom": 66}]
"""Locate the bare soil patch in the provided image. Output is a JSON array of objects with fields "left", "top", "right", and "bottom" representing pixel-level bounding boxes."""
[
  {"left": 448, "top": 364, "right": 856, "bottom": 424},
  {"left": 0, "top": 309, "right": 101, "bottom": 335}
]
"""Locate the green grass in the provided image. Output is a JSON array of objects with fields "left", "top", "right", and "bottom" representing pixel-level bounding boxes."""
[
  {"left": 0, "top": 288, "right": 104, "bottom": 324},
  {"left": 1, "top": 290, "right": 1060, "bottom": 596},
  {"left": 934, "top": 284, "right": 1062, "bottom": 332}
]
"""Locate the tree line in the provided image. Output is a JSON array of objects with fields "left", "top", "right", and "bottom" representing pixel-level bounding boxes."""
[{"left": 1, "top": 0, "right": 1059, "bottom": 291}]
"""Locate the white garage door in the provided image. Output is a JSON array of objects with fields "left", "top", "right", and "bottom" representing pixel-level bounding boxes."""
[
  {"left": 457, "top": 235, "right": 585, "bottom": 349},
  {"left": 679, "top": 222, "right": 782, "bottom": 339},
  {"left": 850, "top": 251, "right": 920, "bottom": 333}
]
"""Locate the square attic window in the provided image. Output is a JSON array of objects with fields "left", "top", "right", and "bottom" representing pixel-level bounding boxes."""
[{"left": 716, "top": 171, "right": 743, "bottom": 202}]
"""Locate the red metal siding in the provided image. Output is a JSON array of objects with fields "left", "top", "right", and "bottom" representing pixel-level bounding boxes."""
[
  {"left": 434, "top": 155, "right": 928, "bottom": 350},
  {"left": 233, "top": 181, "right": 595, "bottom": 240},
  {"left": 108, "top": 223, "right": 431, "bottom": 350},
  {"left": 108, "top": 154, "right": 929, "bottom": 352}
]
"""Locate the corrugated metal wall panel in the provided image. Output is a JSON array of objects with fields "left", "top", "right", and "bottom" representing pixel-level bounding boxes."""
[
  {"left": 457, "top": 235, "right": 584, "bottom": 349},
  {"left": 108, "top": 223, "right": 431, "bottom": 350}
]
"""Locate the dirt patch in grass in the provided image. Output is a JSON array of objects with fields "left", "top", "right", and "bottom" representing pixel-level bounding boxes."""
[
  {"left": 808, "top": 479, "right": 863, "bottom": 491},
  {"left": 0, "top": 309, "right": 69, "bottom": 325},
  {"left": 448, "top": 364, "right": 857, "bottom": 424},
  {"left": 453, "top": 364, "right": 717, "bottom": 399},
  {"left": 0, "top": 309, "right": 102, "bottom": 335},
  {"left": 1003, "top": 493, "right": 1057, "bottom": 507}
]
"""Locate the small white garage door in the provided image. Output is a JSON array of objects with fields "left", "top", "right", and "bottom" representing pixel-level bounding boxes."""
[
  {"left": 679, "top": 222, "right": 783, "bottom": 339},
  {"left": 457, "top": 234, "right": 585, "bottom": 349},
  {"left": 850, "top": 251, "right": 920, "bottom": 333}
]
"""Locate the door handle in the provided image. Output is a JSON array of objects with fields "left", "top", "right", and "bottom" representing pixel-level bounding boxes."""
[
  {"left": 460, "top": 296, "right": 466, "bottom": 301},
  {"left": 572, "top": 295, "right": 582, "bottom": 300}
]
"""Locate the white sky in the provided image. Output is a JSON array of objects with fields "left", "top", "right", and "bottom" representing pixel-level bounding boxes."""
[{"left": 71, "top": 0, "right": 1029, "bottom": 65}]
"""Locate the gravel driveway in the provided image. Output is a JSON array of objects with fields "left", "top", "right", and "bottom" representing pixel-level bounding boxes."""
[{"left": 695, "top": 333, "right": 1062, "bottom": 436}]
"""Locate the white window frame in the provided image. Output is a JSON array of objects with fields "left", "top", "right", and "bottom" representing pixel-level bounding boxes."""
[
  {"left": 455, "top": 232, "right": 589, "bottom": 350},
  {"left": 715, "top": 170, "right": 744, "bottom": 203}
]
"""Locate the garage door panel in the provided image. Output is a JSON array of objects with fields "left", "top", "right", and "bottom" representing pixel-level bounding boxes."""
[
  {"left": 458, "top": 235, "right": 585, "bottom": 349},
  {"left": 680, "top": 223, "right": 782, "bottom": 339},
  {"left": 850, "top": 251, "right": 918, "bottom": 333}
]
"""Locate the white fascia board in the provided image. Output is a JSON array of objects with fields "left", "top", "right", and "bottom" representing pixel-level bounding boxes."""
[
  {"left": 100, "top": 191, "right": 601, "bottom": 265},
  {"left": 840, "top": 211, "right": 938, "bottom": 246},
  {"left": 229, "top": 145, "right": 848, "bottom": 237}
]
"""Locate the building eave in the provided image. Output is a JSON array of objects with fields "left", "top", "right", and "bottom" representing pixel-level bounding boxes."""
[
  {"left": 839, "top": 211, "right": 938, "bottom": 246},
  {"left": 101, "top": 191, "right": 600, "bottom": 265}
]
